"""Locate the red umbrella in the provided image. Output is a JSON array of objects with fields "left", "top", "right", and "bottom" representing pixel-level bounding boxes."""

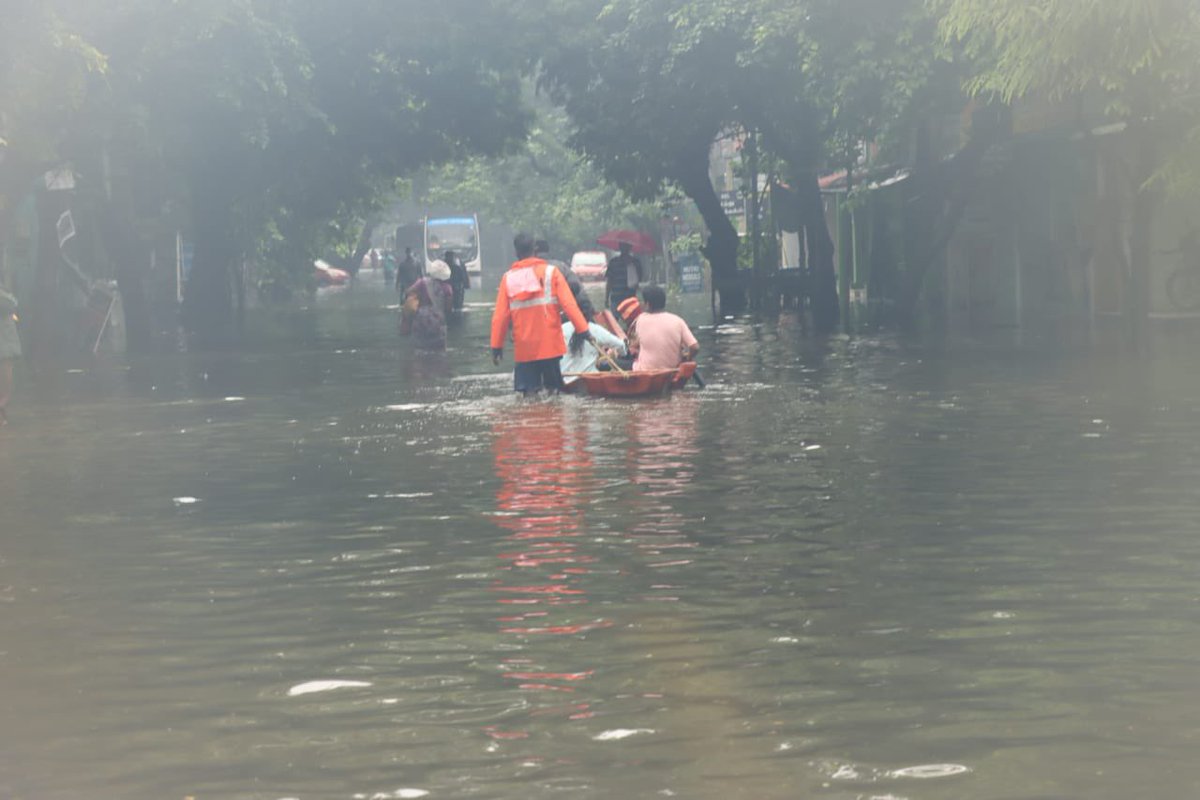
[{"left": 596, "top": 229, "right": 658, "bottom": 255}]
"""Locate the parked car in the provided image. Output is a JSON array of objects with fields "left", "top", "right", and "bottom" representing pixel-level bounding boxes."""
[
  {"left": 314, "top": 259, "right": 350, "bottom": 287},
  {"left": 570, "top": 250, "right": 608, "bottom": 282}
]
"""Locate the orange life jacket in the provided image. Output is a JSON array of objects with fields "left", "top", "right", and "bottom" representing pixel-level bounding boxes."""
[{"left": 491, "top": 258, "right": 590, "bottom": 362}]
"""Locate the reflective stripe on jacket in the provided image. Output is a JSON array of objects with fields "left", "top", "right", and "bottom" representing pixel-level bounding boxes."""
[{"left": 491, "top": 258, "right": 590, "bottom": 362}]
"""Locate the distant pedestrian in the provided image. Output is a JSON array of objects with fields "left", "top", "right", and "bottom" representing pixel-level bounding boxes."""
[
  {"left": 444, "top": 249, "right": 469, "bottom": 310},
  {"left": 402, "top": 259, "right": 454, "bottom": 350},
  {"left": 396, "top": 247, "right": 421, "bottom": 292},
  {"left": 491, "top": 232, "right": 593, "bottom": 395},
  {"left": 605, "top": 240, "right": 644, "bottom": 313},
  {"left": 382, "top": 250, "right": 397, "bottom": 284}
]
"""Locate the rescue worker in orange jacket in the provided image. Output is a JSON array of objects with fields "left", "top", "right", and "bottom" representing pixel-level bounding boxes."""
[{"left": 492, "top": 232, "right": 594, "bottom": 394}]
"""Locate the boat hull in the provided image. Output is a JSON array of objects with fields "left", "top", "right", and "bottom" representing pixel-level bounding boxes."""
[{"left": 567, "top": 362, "right": 696, "bottom": 398}]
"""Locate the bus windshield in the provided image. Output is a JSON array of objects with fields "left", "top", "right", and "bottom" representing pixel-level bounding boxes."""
[{"left": 425, "top": 217, "right": 478, "bottom": 263}]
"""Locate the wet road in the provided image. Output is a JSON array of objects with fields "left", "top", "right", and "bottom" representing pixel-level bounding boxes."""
[{"left": 4, "top": 274, "right": 1200, "bottom": 799}]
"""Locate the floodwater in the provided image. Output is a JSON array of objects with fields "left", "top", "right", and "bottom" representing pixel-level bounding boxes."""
[{"left": 4, "top": 274, "right": 1200, "bottom": 799}]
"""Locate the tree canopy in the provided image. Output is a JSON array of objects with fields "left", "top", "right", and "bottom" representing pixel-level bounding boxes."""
[
  {"left": 419, "top": 95, "right": 662, "bottom": 258},
  {"left": 2, "top": 0, "right": 532, "bottom": 342},
  {"left": 7, "top": 0, "right": 1200, "bottom": 342},
  {"left": 940, "top": 0, "right": 1200, "bottom": 195},
  {"left": 520, "top": 0, "right": 956, "bottom": 323}
]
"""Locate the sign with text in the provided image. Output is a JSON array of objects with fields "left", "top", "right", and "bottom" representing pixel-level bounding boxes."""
[
  {"left": 676, "top": 253, "right": 705, "bottom": 293},
  {"left": 719, "top": 190, "right": 743, "bottom": 216}
]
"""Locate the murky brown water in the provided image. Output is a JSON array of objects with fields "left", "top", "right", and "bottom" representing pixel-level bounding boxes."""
[{"left": 4, "top": 273, "right": 1200, "bottom": 799}]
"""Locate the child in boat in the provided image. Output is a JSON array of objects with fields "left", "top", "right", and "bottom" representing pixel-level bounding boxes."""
[
  {"left": 631, "top": 285, "right": 698, "bottom": 371},
  {"left": 610, "top": 296, "right": 643, "bottom": 371},
  {"left": 560, "top": 275, "right": 626, "bottom": 386}
]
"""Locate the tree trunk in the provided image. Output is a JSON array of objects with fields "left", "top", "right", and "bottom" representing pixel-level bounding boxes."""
[
  {"left": 900, "top": 121, "right": 937, "bottom": 327},
  {"left": 797, "top": 172, "right": 839, "bottom": 334},
  {"left": 181, "top": 206, "right": 238, "bottom": 346},
  {"left": 839, "top": 160, "right": 854, "bottom": 332},
  {"left": 676, "top": 159, "right": 744, "bottom": 314},
  {"left": 747, "top": 132, "right": 763, "bottom": 307},
  {"left": 344, "top": 221, "right": 374, "bottom": 276},
  {"left": 867, "top": 194, "right": 898, "bottom": 326},
  {"left": 900, "top": 110, "right": 1005, "bottom": 325},
  {"left": 29, "top": 187, "right": 66, "bottom": 364},
  {"left": 29, "top": 185, "right": 101, "bottom": 363},
  {"left": 94, "top": 200, "right": 152, "bottom": 352},
  {"left": 755, "top": 116, "right": 840, "bottom": 331},
  {"left": 1126, "top": 127, "right": 1158, "bottom": 346}
]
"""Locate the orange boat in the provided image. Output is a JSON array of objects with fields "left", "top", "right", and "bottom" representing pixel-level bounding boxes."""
[{"left": 567, "top": 362, "right": 697, "bottom": 398}]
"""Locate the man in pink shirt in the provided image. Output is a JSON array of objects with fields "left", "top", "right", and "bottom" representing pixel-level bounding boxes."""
[{"left": 631, "top": 285, "right": 699, "bottom": 371}]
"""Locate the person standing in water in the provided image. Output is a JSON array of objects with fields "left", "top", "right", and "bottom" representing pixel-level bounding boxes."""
[
  {"left": 396, "top": 246, "right": 421, "bottom": 293},
  {"left": 605, "top": 240, "right": 644, "bottom": 313},
  {"left": 443, "top": 249, "right": 469, "bottom": 311},
  {"left": 382, "top": 249, "right": 397, "bottom": 285},
  {"left": 491, "top": 232, "right": 593, "bottom": 395},
  {"left": 403, "top": 259, "right": 454, "bottom": 350}
]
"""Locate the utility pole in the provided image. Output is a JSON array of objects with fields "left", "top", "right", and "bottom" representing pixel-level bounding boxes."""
[
  {"left": 840, "top": 156, "right": 854, "bottom": 332},
  {"left": 747, "top": 129, "right": 761, "bottom": 306}
]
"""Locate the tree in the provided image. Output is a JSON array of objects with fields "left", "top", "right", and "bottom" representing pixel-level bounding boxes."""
[
  {"left": 4, "top": 0, "right": 532, "bottom": 345},
  {"left": 0, "top": 1, "right": 105, "bottom": 200},
  {"left": 525, "top": 0, "right": 957, "bottom": 327},
  {"left": 525, "top": 0, "right": 752, "bottom": 311},
  {"left": 743, "top": 0, "right": 968, "bottom": 329},
  {"left": 0, "top": 2, "right": 114, "bottom": 358},
  {"left": 120, "top": 0, "right": 530, "bottom": 340},
  {"left": 419, "top": 95, "right": 661, "bottom": 258}
]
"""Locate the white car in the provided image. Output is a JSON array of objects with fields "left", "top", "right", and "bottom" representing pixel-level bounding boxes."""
[{"left": 570, "top": 250, "right": 608, "bottom": 282}]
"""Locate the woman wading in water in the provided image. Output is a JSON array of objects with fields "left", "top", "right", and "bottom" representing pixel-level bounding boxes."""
[{"left": 401, "top": 259, "right": 454, "bottom": 350}]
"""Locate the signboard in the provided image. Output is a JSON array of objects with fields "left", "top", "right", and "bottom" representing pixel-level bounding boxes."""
[
  {"left": 719, "top": 190, "right": 742, "bottom": 216},
  {"left": 676, "top": 253, "right": 705, "bottom": 293},
  {"left": 44, "top": 168, "right": 75, "bottom": 192}
]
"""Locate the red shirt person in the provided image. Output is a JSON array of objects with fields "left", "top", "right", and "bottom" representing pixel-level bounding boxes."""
[
  {"left": 491, "top": 232, "right": 592, "bottom": 394},
  {"left": 630, "top": 285, "right": 699, "bottom": 371}
]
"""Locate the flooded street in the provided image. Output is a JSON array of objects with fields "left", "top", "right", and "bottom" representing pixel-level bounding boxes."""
[{"left": 5, "top": 276, "right": 1200, "bottom": 799}]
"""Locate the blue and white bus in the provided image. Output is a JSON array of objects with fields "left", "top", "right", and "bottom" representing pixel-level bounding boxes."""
[{"left": 424, "top": 214, "right": 481, "bottom": 288}]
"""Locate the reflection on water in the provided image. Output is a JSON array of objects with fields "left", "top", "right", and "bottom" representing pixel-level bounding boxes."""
[
  {"left": 4, "top": 278, "right": 1200, "bottom": 798},
  {"left": 492, "top": 403, "right": 602, "bottom": 743}
]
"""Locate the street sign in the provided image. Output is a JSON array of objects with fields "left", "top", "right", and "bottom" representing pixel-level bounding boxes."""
[
  {"left": 719, "top": 191, "right": 742, "bottom": 216},
  {"left": 677, "top": 253, "right": 705, "bottom": 293},
  {"left": 44, "top": 168, "right": 75, "bottom": 191}
]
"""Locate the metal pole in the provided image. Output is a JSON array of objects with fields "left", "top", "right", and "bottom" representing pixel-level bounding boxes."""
[
  {"left": 748, "top": 131, "right": 761, "bottom": 304},
  {"left": 840, "top": 160, "right": 854, "bottom": 332}
]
